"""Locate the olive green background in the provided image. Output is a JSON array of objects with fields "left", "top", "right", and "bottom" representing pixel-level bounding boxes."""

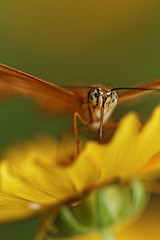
[{"left": 0, "top": 0, "right": 160, "bottom": 239}]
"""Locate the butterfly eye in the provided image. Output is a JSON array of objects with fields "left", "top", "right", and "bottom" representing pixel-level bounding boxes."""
[
  {"left": 88, "top": 88, "right": 100, "bottom": 106},
  {"left": 107, "top": 90, "right": 118, "bottom": 107}
]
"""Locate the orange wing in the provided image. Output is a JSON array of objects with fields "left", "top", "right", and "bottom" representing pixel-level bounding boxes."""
[
  {"left": 0, "top": 64, "right": 85, "bottom": 115},
  {"left": 118, "top": 79, "right": 160, "bottom": 103}
]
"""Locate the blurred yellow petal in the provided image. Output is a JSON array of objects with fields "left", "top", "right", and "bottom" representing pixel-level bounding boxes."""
[
  {"left": 0, "top": 207, "right": 35, "bottom": 222},
  {"left": 140, "top": 150, "right": 160, "bottom": 174},
  {"left": 116, "top": 195, "right": 160, "bottom": 240},
  {"left": 0, "top": 106, "right": 160, "bottom": 223},
  {"left": 48, "top": 234, "right": 102, "bottom": 240},
  {"left": 0, "top": 139, "right": 101, "bottom": 206},
  {"left": 0, "top": 193, "right": 43, "bottom": 222},
  {"left": 99, "top": 106, "right": 160, "bottom": 182}
]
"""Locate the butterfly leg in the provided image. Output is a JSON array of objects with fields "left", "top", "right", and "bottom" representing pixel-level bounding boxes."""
[{"left": 74, "top": 112, "right": 88, "bottom": 155}]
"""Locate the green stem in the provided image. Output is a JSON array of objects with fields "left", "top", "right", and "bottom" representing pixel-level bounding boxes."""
[{"left": 59, "top": 206, "right": 89, "bottom": 234}]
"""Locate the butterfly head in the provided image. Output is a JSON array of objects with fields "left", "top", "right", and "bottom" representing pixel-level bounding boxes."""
[{"left": 88, "top": 87, "right": 118, "bottom": 109}]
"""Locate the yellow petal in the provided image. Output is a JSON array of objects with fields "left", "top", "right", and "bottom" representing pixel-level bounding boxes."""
[
  {"left": 47, "top": 234, "right": 101, "bottom": 240},
  {"left": 0, "top": 193, "right": 42, "bottom": 222},
  {"left": 140, "top": 150, "right": 160, "bottom": 174},
  {"left": 0, "top": 145, "right": 101, "bottom": 205},
  {"left": 99, "top": 106, "right": 160, "bottom": 183},
  {"left": 0, "top": 106, "right": 160, "bottom": 221},
  {"left": 116, "top": 195, "right": 160, "bottom": 240},
  {"left": 0, "top": 206, "right": 35, "bottom": 222}
]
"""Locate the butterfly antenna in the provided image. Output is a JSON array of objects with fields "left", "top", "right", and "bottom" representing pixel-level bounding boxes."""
[
  {"left": 62, "top": 85, "right": 92, "bottom": 89},
  {"left": 111, "top": 87, "right": 160, "bottom": 92}
]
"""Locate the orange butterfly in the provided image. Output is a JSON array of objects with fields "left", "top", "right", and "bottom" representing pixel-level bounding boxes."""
[{"left": 0, "top": 63, "right": 160, "bottom": 153}]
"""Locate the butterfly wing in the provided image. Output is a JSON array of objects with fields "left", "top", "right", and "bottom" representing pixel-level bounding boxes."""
[
  {"left": 118, "top": 79, "right": 160, "bottom": 103},
  {"left": 0, "top": 64, "right": 85, "bottom": 115}
]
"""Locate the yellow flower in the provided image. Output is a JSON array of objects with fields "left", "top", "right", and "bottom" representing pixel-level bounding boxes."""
[{"left": 0, "top": 106, "right": 160, "bottom": 238}]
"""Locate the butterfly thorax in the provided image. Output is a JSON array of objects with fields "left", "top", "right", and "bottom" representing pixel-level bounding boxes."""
[{"left": 81, "top": 87, "right": 118, "bottom": 130}]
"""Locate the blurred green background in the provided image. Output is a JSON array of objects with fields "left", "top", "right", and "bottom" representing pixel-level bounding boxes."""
[{"left": 0, "top": 0, "right": 160, "bottom": 239}]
